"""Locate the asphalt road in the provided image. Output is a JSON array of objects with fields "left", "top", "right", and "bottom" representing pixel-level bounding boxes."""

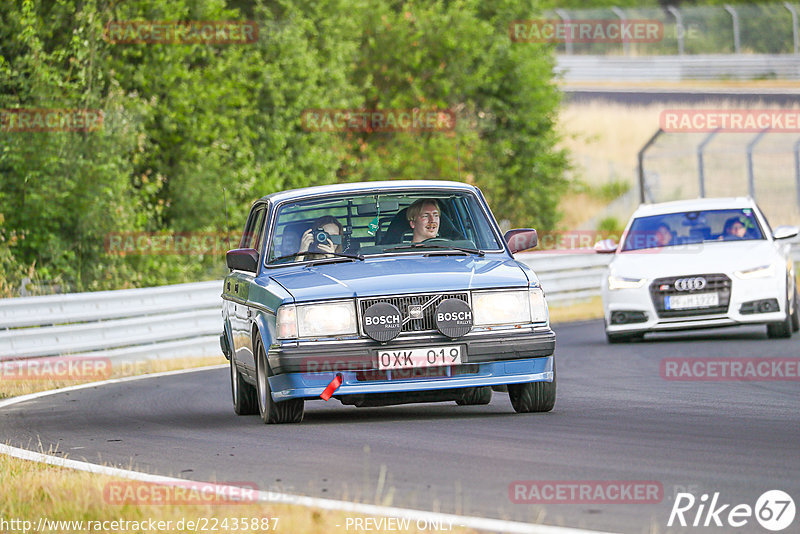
[{"left": 2, "top": 320, "right": 799, "bottom": 534}]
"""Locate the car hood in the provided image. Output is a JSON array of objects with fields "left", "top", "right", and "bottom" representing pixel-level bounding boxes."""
[
  {"left": 610, "top": 240, "right": 780, "bottom": 278},
  {"left": 269, "top": 255, "right": 529, "bottom": 302}
]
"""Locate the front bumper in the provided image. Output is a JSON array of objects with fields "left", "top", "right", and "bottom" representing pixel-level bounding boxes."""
[
  {"left": 603, "top": 273, "right": 788, "bottom": 334},
  {"left": 267, "top": 327, "right": 555, "bottom": 400}
]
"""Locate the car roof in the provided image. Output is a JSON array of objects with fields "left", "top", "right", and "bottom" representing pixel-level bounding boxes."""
[
  {"left": 632, "top": 197, "right": 757, "bottom": 218},
  {"left": 257, "top": 180, "right": 480, "bottom": 204}
]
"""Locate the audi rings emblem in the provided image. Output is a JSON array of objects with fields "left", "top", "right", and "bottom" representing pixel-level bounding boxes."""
[{"left": 674, "top": 277, "right": 706, "bottom": 291}]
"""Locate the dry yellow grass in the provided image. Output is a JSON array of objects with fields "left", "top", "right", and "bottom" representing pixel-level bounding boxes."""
[
  {"left": 0, "top": 356, "right": 227, "bottom": 400},
  {"left": 549, "top": 296, "right": 604, "bottom": 324},
  {"left": 556, "top": 98, "right": 800, "bottom": 227},
  {"left": 1, "top": 453, "right": 476, "bottom": 534}
]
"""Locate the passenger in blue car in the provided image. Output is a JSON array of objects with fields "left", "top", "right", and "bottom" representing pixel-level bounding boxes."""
[
  {"left": 297, "top": 215, "right": 343, "bottom": 261},
  {"left": 406, "top": 198, "right": 440, "bottom": 242}
]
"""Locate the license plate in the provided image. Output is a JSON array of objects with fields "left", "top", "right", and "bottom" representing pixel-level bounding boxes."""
[
  {"left": 377, "top": 346, "right": 463, "bottom": 370},
  {"left": 665, "top": 292, "right": 719, "bottom": 310}
]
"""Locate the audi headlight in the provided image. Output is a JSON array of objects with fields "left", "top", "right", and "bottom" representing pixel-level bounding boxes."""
[
  {"left": 472, "top": 290, "right": 531, "bottom": 326},
  {"left": 276, "top": 301, "right": 357, "bottom": 339},
  {"left": 734, "top": 262, "right": 778, "bottom": 280},
  {"left": 608, "top": 275, "right": 647, "bottom": 290}
]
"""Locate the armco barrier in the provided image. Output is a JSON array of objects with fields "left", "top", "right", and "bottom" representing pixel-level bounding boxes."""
[
  {"left": 1, "top": 244, "right": 798, "bottom": 362},
  {"left": 0, "top": 280, "right": 223, "bottom": 363}
]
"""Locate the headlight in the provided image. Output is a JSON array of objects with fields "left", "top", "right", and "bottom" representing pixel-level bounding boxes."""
[
  {"left": 472, "top": 290, "right": 531, "bottom": 326},
  {"left": 608, "top": 275, "right": 647, "bottom": 290},
  {"left": 734, "top": 263, "right": 777, "bottom": 279},
  {"left": 529, "top": 287, "right": 549, "bottom": 324},
  {"left": 276, "top": 301, "right": 357, "bottom": 339}
]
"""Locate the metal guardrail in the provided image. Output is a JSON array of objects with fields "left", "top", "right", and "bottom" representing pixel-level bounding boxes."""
[
  {"left": 1, "top": 245, "right": 798, "bottom": 362},
  {"left": 556, "top": 54, "right": 800, "bottom": 82},
  {"left": 0, "top": 281, "right": 223, "bottom": 362}
]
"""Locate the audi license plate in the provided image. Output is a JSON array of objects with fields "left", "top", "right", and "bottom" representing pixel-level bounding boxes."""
[
  {"left": 377, "top": 346, "right": 463, "bottom": 370},
  {"left": 665, "top": 293, "right": 719, "bottom": 310}
]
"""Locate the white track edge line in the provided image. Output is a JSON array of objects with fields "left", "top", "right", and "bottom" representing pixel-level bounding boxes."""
[{"left": 1, "top": 365, "right": 616, "bottom": 534}]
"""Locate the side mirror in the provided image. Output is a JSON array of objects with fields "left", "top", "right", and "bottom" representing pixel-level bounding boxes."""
[
  {"left": 504, "top": 229, "right": 538, "bottom": 254},
  {"left": 594, "top": 238, "right": 618, "bottom": 254},
  {"left": 772, "top": 225, "right": 799, "bottom": 241},
  {"left": 226, "top": 248, "right": 259, "bottom": 273}
]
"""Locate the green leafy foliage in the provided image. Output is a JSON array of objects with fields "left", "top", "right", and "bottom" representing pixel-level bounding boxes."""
[{"left": 1, "top": 0, "right": 568, "bottom": 293}]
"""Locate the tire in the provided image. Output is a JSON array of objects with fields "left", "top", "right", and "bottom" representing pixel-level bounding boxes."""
[
  {"left": 767, "top": 292, "right": 793, "bottom": 339},
  {"left": 606, "top": 331, "right": 644, "bottom": 344},
  {"left": 255, "top": 338, "right": 304, "bottom": 424},
  {"left": 230, "top": 356, "right": 258, "bottom": 415},
  {"left": 791, "top": 288, "right": 799, "bottom": 333},
  {"left": 455, "top": 386, "right": 492, "bottom": 406},
  {"left": 507, "top": 363, "right": 556, "bottom": 413}
]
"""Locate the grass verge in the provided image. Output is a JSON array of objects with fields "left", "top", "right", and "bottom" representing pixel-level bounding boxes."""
[{"left": 549, "top": 296, "right": 604, "bottom": 325}]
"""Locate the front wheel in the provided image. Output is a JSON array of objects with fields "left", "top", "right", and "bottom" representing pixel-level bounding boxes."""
[
  {"left": 455, "top": 386, "right": 492, "bottom": 406},
  {"left": 230, "top": 356, "right": 258, "bottom": 415},
  {"left": 606, "top": 331, "right": 644, "bottom": 344},
  {"left": 791, "top": 288, "right": 799, "bottom": 333},
  {"left": 507, "top": 364, "right": 556, "bottom": 413},
  {"left": 767, "top": 294, "right": 793, "bottom": 339},
  {"left": 255, "top": 338, "right": 304, "bottom": 424}
]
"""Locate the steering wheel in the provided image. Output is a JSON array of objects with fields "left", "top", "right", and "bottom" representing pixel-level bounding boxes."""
[{"left": 420, "top": 237, "right": 449, "bottom": 244}]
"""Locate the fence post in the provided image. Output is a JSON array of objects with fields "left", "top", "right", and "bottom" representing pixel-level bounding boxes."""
[
  {"left": 667, "top": 6, "right": 685, "bottom": 55},
  {"left": 794, "top": 137, "right": 800, "bottom": 211},
  {"left": 611, "top": 7, "right": 630, "bottom": 55},
  {"left": 746, "top": 128, "right": 770, "bottom": 200},
  {"left": 724, "top": 5, "right": 741, "bottom": 53},
  {"left": 555, "top": 9, "right": 573, "bottom": 55},
  {"left": 697, "top": 129, "right": 721, "bottom": 198},
  {"left": 638, "top": 128, "right": 664, "bottom": 203},
  {"left": 785, "top": 2, "right": 799, "bottom": 54}
]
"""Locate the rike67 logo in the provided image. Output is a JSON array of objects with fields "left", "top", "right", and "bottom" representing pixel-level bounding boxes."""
[{"left": 669, "top": 490, "right": 795, "bottom": 531}]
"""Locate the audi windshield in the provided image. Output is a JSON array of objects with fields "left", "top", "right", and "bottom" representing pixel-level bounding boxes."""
[{"left": 621, "top": 209, "right": 766, "bottom": 252}]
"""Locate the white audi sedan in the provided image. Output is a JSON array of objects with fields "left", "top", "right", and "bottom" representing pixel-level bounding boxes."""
[{"left": 598, "top": 197, "right": 799, "bottom": 343}]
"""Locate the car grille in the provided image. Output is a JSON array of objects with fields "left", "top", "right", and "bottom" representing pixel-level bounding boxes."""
[
  {"left": 649, "top": 273, "right": 731, "bottom": 318},
  {"left": 358, "top": 291, "right": 470, "bottom": 335}
]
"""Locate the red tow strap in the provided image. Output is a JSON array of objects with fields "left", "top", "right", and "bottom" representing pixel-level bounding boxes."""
[{"left": 320, "top": 374, "right": 342, "bottom": 401}]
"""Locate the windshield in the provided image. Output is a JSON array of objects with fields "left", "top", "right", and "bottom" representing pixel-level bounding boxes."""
[
  {"left": 621, "top": 208, "right": 765, "bottom": 252},
  {"left": 267, "top": 191, "right": 502, "bottom": 264}
]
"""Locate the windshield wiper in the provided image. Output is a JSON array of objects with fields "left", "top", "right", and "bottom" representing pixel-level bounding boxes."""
[
  {"left": 384, "top": 243, "right": 485, "bottom": 256},
  {"left": 270, "top": 251, "right": 364, "bottom": 264}
]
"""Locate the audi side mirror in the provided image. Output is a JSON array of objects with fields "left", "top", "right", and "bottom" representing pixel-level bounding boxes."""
[
  {"left": 226, "top": 248, "right": 259, "bottom": 273},
  {"left": 772, "top": 225, "right": 799, "bottom": 241},
  {"left": 594, "top": 238, "right": 618, "bottom": 254},
  {"left": 504, "top": 229, "right": 538, "bottom": 254}
]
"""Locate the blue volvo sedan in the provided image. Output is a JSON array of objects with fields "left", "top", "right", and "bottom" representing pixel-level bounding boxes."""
[{"left": 220, "top": 181, "right": 555, "bottom": 423}]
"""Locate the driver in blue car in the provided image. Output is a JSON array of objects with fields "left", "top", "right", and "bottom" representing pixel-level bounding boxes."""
[{"left": 407, "top": 198, "right": 440, "bottom": 242}]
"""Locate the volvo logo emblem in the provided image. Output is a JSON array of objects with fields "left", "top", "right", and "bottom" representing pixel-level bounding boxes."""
[
  {"left": 407, "top": 304, "right": 423, "bottom": 320},
  {"left": 674, "top": 277, "right": 706, "bottom": 291}
]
